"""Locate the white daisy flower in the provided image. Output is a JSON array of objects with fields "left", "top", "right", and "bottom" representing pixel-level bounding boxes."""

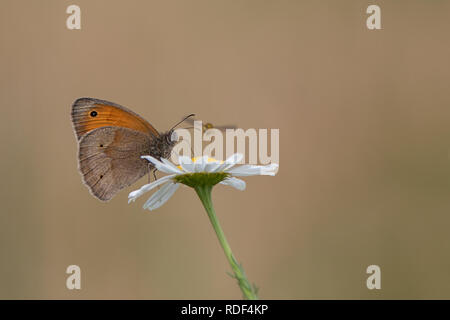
[{"left": 128, "top": 153, "right": 279, "bottom": 211}]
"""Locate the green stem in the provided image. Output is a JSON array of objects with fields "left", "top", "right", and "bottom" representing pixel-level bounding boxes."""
[{"left": 194, "top": 185, "right": 258, "bottom": 300}]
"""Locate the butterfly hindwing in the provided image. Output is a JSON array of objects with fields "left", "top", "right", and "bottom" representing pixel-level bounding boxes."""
[{"left": 78, "top": 126, "right": 152, "bottom": 201}]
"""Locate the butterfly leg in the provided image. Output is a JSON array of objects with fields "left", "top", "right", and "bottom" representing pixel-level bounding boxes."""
[
  {"left": 147, "top": 163, "right": 159, "bottom": 185},
  {"left": 151, "top": 168, "right": 161, "bottom": 190},
  {"left": 147, "top": 163, "right": 154, "bottom": 183}
]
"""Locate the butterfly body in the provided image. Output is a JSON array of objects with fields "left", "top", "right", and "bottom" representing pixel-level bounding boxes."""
[{"left": 71, "top": 98, "right": 177, "bottom": 201}]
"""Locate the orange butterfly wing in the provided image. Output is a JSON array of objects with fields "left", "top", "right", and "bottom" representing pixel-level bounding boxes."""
[{"left": 71, "top": 97, "right": 159, "bottom": 140}]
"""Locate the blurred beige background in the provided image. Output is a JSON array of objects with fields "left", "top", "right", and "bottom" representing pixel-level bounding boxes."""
[{"left": 1, "top": 0, "right": 450, "bottom": 299}]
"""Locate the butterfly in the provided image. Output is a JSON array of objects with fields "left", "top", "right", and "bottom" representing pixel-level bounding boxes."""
[{"left": 71, "top": 97, "right": 193, "bottom": 201}]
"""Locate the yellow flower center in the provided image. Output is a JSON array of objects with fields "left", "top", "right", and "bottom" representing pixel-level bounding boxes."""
[{"left": 177, "top": 156, "right": 223, "bottom": 169}]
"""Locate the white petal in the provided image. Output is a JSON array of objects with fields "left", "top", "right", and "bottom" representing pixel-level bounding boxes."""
[
  {"left": 260, "top": 163, "right": 279, "bottom": 175},
  {"left": 189, "top": 159, "right": 203, "bottom": 172},
  {"left": 212, "top": 153, "right": 243, "bottom": 172},
  {"left": 143, "top": 182, "right": 180, "bottom": 211},
  {"left": 160, "top": 158, "right": 183, "bottom": 174},
  {"left": 204, "top": 161, "right": 222, "bottom": 172},
  {"left": 194, "top": 155, "right": 210, "bottom": 172},
  {"left": 151, "top": 183, "right": 180, "bottom": 210},
  {"left": 226, "top": 153, "right": 244, "bottom": 164},
  {"left": 178, "top": 156, "right": 193, "bottom": 165},
  {"left": 220, "top": 177, "right": 246, "bottom": 190},
  {"left": 128, "top": 175, "right": 175, "bottom": 202},
  {"left": 178, "top": 156, "right": 194, "bottom": 172},
  {"left": 180, "top": 162, "right": 196, "bottom": 173},
  {"left": 213, "top": 162, "right": 232, "bottom": 173},
  {"left": 141, "top": 156, "right": 179, "bottom": 174},
  {"left": 228, "top": 163, "right": 279, "bottom": 176},
  {"left": 223, "top": 153, "right": 244, "bottom": 171}
]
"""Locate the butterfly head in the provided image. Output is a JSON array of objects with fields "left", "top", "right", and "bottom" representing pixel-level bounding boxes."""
[
  {"left": 164, "top": 113, "right": 195, "bottom": 146},
  {"left": 152, "top": 113, "right": 192, "bottom": 160},
  {"left": 165, "top": 129, "right": 178, "bottom": 147}
]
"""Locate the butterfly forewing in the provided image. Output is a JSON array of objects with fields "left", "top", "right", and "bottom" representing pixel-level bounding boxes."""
[{"left": 71, "top": 98, "right": 159, "bottom": 140}]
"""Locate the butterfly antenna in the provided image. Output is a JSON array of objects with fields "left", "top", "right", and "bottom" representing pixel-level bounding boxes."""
[
  {"left": 182, "top": 126, "right": 202, "bottom": 132},
  {"left": 170, "top": 114, "right": 196, "bottom": 131},
  {"left": 170, "top": 114, "right": 196, "bottom": 158}
]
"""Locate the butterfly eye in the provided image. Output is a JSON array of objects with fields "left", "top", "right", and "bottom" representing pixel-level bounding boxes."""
[
  {"left": 90, "top": 110, "right": 98, "bottom": 117},
  {"left": 170, "top": 131, "right": 179, "bottom": 142}
]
